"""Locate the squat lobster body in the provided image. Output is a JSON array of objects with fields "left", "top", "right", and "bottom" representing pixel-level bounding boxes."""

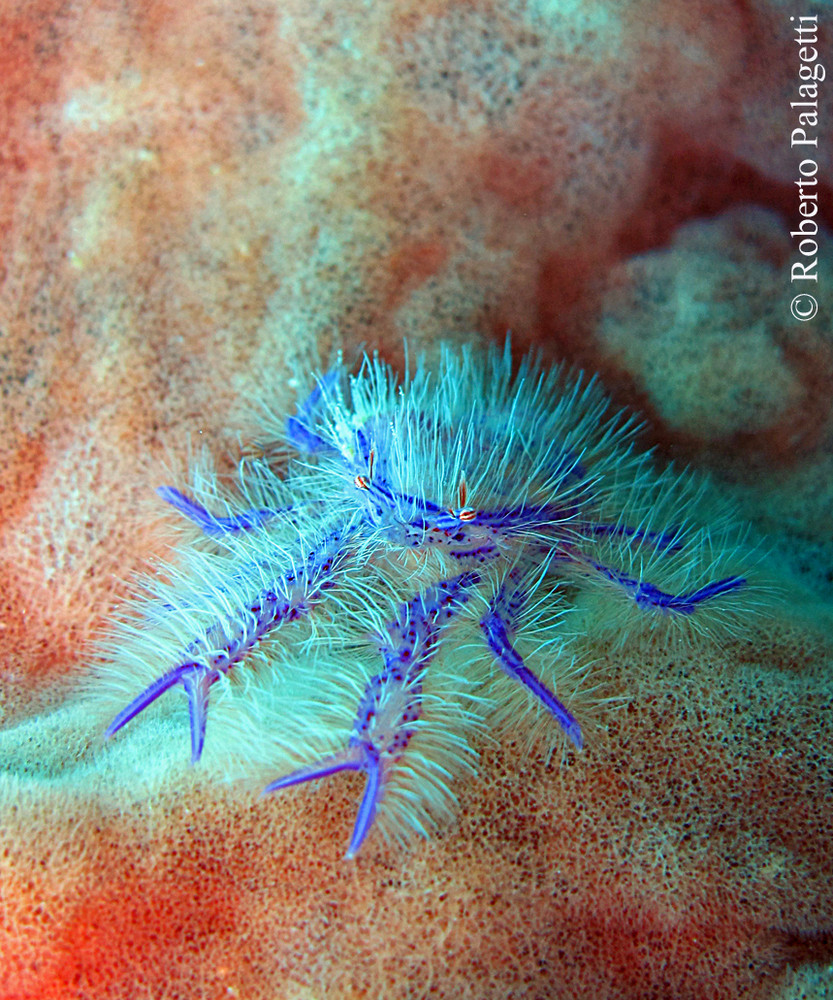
[{"left": 98, "top": 341, "right": 755, "bottom": 857}]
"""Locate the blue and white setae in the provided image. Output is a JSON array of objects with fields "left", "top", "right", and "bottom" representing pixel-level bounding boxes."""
[{"left": 98, "top": 341, "right": 755, "bottom": 857}]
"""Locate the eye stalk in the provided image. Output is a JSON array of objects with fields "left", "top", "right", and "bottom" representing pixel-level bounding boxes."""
[
  {"left": 446, "top": 478, "right": 477, "bottom": 521},
  {"left": 354, "top": 448, "right": 375, "bottom": 491}
]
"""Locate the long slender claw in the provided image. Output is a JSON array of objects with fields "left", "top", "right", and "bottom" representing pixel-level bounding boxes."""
[
  {"left": 262, "top": 752, "right": 362, "bottom": 795},
  {"left": 105, "top": 663, "right": 194, "bottom": 739},
  {"left": 347, "top": 750, "right": 382, "bottom": 859},
  {"left": 262, "top": 747, "right": 386, "bottom": 860},
  {"left": 262, "top": 748, "right": 385, "bottom": 858},
  {"left": 106, "top": 662, "right": 219, "bottom": 763},
  {"left": 182, "top": 668, "right": 216, "bottom": 764}
]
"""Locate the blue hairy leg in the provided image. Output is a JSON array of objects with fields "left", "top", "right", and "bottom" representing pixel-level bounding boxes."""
[
  {"left": 105, "top": 528, "right": 351, "bottom": 761},
  {"left": 263, "top": 573, "right": 478, "bottom": 856},
  {"left": 586, "top": 561, "right": 747, "bottom": 615},
  {"left": 156, "top": 486, "right": 280, "bottom": 535},
  {"left": 285, "top": 369, "right": 342, "bottom": 456},
  {"left": 480, "top": 571, "right": 583, "bottom": 749}
]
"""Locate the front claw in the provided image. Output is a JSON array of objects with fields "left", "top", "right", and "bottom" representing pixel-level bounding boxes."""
[
  {"left": 262, "top": 744, "right": 385, "bottom": 859},
  {"left": 105, "top": 661, "right": 220, "bottom": 763}
]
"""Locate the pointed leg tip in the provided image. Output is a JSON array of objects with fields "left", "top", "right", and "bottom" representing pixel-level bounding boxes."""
[
  {"left": 104, "top": 708, "right": 136, "bottom": 741},
  {"left": 189, "top": 728, "right": 206, "bottom": 765}
]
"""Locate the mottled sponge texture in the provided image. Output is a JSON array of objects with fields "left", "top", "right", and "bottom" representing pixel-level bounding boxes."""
[{"left": 1, "top": 0, "right": 832, "bottom": 998}]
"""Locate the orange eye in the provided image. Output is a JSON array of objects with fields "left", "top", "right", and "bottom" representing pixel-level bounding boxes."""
[{"left": 354, "top": 475, "right": 370, "bottom": 490}]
